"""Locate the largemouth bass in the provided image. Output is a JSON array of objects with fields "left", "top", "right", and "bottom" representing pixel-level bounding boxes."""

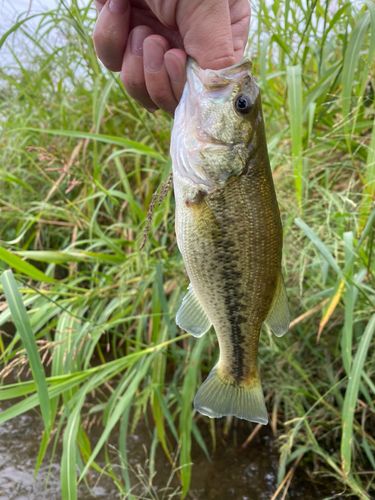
[{"left": 170, "top": 59, "right": 289, "bottom": 424}]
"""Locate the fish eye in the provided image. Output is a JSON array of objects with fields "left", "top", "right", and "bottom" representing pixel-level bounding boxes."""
[{"left": 235, "top": 94, "right": 251, "bottom": 114}]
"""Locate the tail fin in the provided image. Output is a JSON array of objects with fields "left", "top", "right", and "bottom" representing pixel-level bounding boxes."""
[{"left": 194, "top": 367, "right": 268, "bottom": 424}]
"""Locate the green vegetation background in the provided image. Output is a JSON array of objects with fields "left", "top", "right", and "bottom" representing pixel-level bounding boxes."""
[{"left": 0, "top": 0, "right": 374, "bottom": 498}]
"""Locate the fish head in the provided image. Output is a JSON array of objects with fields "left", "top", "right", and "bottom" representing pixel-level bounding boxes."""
[
  {"left": 187, "top": 59, "right": 260, "bottom": 146},
  {"left": 171, "top": 58, "right": 264, "bottom": 191}
]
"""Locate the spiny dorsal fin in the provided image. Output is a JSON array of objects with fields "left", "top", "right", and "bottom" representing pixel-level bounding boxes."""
[
  {"left": 176, "top": 284, "right": 211, "bottom": 338},
  {"left": 265, "top": 273, "right": 290, "bottom": 337}
]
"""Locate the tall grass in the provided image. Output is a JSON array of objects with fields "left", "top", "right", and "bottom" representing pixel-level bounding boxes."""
[{"left": 0, "top": 0, "right": 374, "bottom": 498}]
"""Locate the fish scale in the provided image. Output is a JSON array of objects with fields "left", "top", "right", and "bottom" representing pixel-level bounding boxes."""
[
  {"left": 181, "top": 174, "right": 280, "bottom": 382},
  {"left": 171, "top": 58, "right": 290, "bottom": 423}
]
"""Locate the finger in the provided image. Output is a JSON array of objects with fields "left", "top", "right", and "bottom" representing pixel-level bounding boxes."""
[
  {"left": 130, "top": 7, "right": 184, "bottom": 50},
  {"left": 94, "top": 0, "right": 106, "bottom": 13},
  {"left": 93, "top": 0, "right": 130, "bottom": 71},
  {"left": 230, "top": 0, "right": 251, "bottom": 62},
  {"left": 177, "top": 0, "right": 235, "bottom": 69},
  {"left": 120, "top": 25, "right": 156, "bottom": 112},
  {"left": 164, "top": 49, "right": 187, "bottom": 103},
  {"left": 143, "top": 35, "right": 178, "bottom": 114}
]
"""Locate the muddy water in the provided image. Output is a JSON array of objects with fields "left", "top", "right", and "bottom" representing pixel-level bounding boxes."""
[
  {"left": 0, "top": 405, "right": 119, "bottom": 499},
  {"left": 0, "top": 405, "right": 334, "bottom": 499}
]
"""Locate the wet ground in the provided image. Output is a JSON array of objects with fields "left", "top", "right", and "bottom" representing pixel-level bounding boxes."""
[{"left": 0, "top": 404, "right": 334, "bottom": 499}]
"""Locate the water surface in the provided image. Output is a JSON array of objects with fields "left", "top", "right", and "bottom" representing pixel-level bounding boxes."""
[{"left": 0, "top": 404, "right": 334, "bottom": 499}]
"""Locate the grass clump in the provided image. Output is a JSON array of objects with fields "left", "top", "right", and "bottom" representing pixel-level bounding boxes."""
[{"left": 0, "top": 0, "right": 374, "bottom": 498}]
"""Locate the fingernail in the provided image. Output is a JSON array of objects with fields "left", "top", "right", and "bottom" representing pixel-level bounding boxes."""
[
  {"left": 144, "top": 41, "right": 164, "bottom": 72},
  {"left": 108, "top": 0, "right": 128, "bottom": 14},
  {"left": 130, "top": 30, "right": 146, "bottom": 57}
]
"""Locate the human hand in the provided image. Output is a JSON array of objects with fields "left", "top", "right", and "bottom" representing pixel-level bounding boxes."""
[{"left": 93, "top": 0, "right": 250, "bottom": 114}]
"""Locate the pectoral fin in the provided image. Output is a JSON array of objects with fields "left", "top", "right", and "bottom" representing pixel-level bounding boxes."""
[
  {"left": 265, "top": 273, "right": 290, "bottom": 337},
  {"left": 176, "top": 284, "right": 211, "bottom": 338}
]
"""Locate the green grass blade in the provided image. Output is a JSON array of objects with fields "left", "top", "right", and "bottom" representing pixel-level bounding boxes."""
[
  {"left": 341, "top": 231, "right": 354, "bottom": 374},
  {"left": 0, "top": 270, "right": 51, "bottom": 430},
  {"left": 341, "top": 11, "right": 370, "bottom": 146},
  {"left": 61, "top": 403, "right": 81, "bottom": 500},
  {"left": 118, "top": 406, "right": 132, "bottom": 494},
  {"left": 22, "top": 127, "right": 165, "bottom": 160},
  {"left": 0, "top": 247, "right": 55, "bottom": 283},
  {"left": 0, "top": 13, "right": 45, "bottom": 49},
  {"left": 0, "top": 380, "right": 37, "bottom": 400},
  {"left": 295, "top": 218, "right": 342, "bottom": 276},
  {"left": 15, "top": 250, "right": 123, "bottom": 265},
  {"left": 179, "top": 338, "right": 206, "bottom": 498},
  {"left": 341, "top": 314, "right": 375, "bottom": 477},
  {"left": 359, "top": 117, "right": 375, "bottom": 230},
  {"left": 287, "top": 64, "right": 304, "bottom": 211},
  {"left": 35, "top": 429, "right": 51, "bottom": 476},
  {"left": 79, "top": 357, "right": 153, "bottom": 480}
]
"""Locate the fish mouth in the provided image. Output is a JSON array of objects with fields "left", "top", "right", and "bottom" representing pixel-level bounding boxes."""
[{"left": 188, "top": 58, "right": 252, "bottom": 89}]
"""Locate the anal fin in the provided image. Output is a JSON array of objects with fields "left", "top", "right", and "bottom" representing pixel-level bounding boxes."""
[
  {"left": 176, "top": 284, "right": 211, "bottom": 338},
  {"left": 265, "top": 272, "right": 290, "bottom": 337}
]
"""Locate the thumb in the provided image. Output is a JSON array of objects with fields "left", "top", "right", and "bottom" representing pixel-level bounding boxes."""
[{"left": 176, "top": 0, "right": 235, "bottom": 70}]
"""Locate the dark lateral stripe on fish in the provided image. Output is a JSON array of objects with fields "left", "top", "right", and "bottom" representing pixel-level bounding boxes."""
[{"left": 208, "top": 196, "right": 248, "bottom": 382}]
